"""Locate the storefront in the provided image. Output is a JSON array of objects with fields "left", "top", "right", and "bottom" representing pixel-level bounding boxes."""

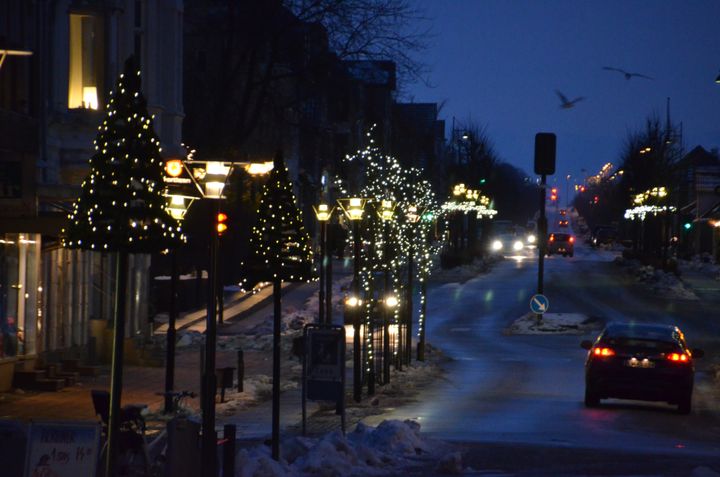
[{"left": 0, "top": 233, "right": 41, "bottom": 359}]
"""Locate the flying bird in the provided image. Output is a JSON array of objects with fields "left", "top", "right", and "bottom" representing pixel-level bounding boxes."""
[
  {"left": 602, "top": 66, "right": 654, "bottom": 80},
  {"left": 555, "top": 90, "right": 585, "bottom": 109}
]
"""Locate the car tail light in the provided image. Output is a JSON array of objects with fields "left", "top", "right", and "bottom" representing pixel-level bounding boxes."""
[
  {"left": 549, "top": 234, "right": 555, "bottom": 242},
  {"left": 592, "top": 347, "right": 615, "bottom": 357},
  {"left": 667, "top": 352, "right": 689, "bottom": 362},
  {"left": 569, "top": 236, "right": 575, "bottom": 243}
]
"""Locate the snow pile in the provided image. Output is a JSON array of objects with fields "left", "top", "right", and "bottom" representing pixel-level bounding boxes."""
[
  {"left": 235, "top": 420, "right": 455, "bottom": 477},
  {"left": 679, "top": 255, "right": 720, "bottom": 280},
  {"left": 216, "top": 375, "right": 298, "bottom": 416},
  {"left": 634, "top": 265, "right": 698, "bottom": 300},
  {"left": 507, "top": 313, "right": 600, "bottom": 335},
  {"left": 614, "top": 257, "right": 699, "bottom": 300}
]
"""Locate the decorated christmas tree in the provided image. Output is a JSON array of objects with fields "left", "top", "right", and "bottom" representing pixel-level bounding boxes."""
[
  {"left": 61, "top": 56, "right": 183, "bottom": 475},
  {"left": 63, "top": 56, "right": 183, "bottom": 253},
  {"left": 246, "top": 151, "right": 313, "bottom": 283}
]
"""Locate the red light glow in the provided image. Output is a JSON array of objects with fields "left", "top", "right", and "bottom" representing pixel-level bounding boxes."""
[
  {"left": 569, "top": 236, "right": 575, "bottom": 243},
  {"left": 593, "top": 347, "right": 615, "bottom": 357},
  {"left": 668, "top": 353, "right": 689, "bottom": 362}
]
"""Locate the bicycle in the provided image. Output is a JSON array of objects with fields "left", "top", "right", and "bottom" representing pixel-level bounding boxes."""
[{"left": 91, "top": 390, "right": 198, "bottom": 477}]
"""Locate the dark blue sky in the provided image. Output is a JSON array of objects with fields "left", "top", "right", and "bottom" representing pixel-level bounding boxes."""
[{"left": 406, "top": 0, "right": 720, "bottom": 188}]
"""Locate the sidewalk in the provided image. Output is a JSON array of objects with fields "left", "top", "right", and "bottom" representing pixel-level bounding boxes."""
[{"left": 0, "top": 259, "right": 354, "bottom": 425}]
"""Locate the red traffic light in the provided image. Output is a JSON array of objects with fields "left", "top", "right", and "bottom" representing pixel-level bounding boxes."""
[{"left": 217, "top": 212, "right": 228, "bottom": 235}]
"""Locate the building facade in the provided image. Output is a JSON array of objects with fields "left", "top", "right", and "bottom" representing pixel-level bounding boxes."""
[{"left": 0, "top": 0, "right": 184, "bottom": 367}]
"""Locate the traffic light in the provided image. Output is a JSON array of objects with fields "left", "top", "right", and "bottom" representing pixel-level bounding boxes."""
[
  {"left": 593, "top": 195, "right": 599, "bottom": 204},
  {"left": 550, "top": 187, "right": 558, "bottom": 201},
  {"left": 216, "top": 212, "right": 228, "bottom": 236},
  {"left": 683, "top": 221, "right": 692, "bottom": 231}
]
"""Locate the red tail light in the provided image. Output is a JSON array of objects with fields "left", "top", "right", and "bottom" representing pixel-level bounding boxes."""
[
  {"left": 549, "top": 234, "right": 555, "bottom": 242},
  {"left": 667, "top": 352, "right": 689, "bottom": 362},
  {"left": 592, "top": 347, "right": 615, "bottom": 357},
  {"left": 569, "top": 236, "right": 575, "bottom": 243}
]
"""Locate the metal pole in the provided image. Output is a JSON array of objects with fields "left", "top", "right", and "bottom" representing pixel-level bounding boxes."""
[
  {"left": 271, "top": 278, "right": 282, "bottom": 459},
  {"left": 318, "top": 221, "right": 326, "bottom": 324},
  {"left": 352, "top": 220, "right": 362, "bottom": 403},
  {"left": 105, "top": 250, "right": 128, "bottom": 477},
  {"left": 164, "top": 249, "right": 178, "bottom": 414},
  {"left": 406, "top": 247, "right": 413, "bottom": 365},
  {"left": 417, "top": 278, "right": 427, "bottom": 361},
  {"left": 325, "top": 231, "right": 333, "bottom": 324},
  {"left": 537, "top": 174, "right": 547, "bottom": 306},
  {"left": 201, "top": 219, "right": 219, "bottom": 477},
  {"left": 382, "top": 221, "right": 390, "bottom": 384}
]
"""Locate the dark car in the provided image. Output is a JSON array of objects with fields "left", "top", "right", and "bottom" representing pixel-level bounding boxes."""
[
  {"left": 547, "top": 232, "right": 574, "bottom": 257},
  {"left": 581, "top": 322, "right": 703, "bottom": 413},
  {"left": 591, "top": 226, "right": 616, "bottom": 246}
]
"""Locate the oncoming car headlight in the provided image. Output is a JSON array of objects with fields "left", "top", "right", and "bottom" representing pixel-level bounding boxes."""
[
  {"left": 513, "top": 240, "right": 524, "bottom": 251},
  {"left": 527, "top": 234, "right": 536, "bottom": 244},
  {"left": 492, "top": 240, "right": 503, "bottom": 251}
]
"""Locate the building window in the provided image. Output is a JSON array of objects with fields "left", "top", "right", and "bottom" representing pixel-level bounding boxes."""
[{"left": 68, "top": 13, "right": 104, "bottom": 110}]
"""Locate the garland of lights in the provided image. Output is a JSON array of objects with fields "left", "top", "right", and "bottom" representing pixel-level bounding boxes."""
[
  {"left": 335, "top": 126, "right": 443, "bottom": 373},
  {"left": 624, "top": 205, "right": 677, "bottom": 221},
  {"left": 62, "top": 56, "right": 184, "bottom": 253},
  {"left": 441, "top": 201, "right": 498, "bottom": 217},
  {"left": 244, "top": 153, "right": 313, "bottom": 284}
]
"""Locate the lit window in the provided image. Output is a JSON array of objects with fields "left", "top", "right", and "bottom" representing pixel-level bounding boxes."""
[{"left": 68, "top": 13, "right": 104, "bottom": 110}]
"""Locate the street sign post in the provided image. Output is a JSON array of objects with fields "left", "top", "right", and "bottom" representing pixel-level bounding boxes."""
[
  {"left": 534, "top": 132, "right": 556, "bottom": 321},
  {"left": 302, "top": 324, "right": 346, "bottom": 436},
  {"left": 530, "top": 294, "right": 550, "bottom": 314}
]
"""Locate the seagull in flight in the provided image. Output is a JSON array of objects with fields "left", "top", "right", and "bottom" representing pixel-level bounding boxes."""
[
  {"left": 602, "top": 66, "right": 654, "bottom": 80},
  {"left": 555, "top": 90, "right": 585, "bottom": 109}
]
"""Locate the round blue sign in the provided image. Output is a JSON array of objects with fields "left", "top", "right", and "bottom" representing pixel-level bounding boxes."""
[{"left": 530, "top": 294, "right": 550, "bottom": 314}]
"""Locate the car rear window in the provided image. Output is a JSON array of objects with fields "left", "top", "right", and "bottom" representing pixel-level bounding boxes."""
[
  {"left": 553, "top": 233, "right": 571, "bottom": 241},
  {"left": 604, "top": 337, "right": 677, "bottom": 353}
]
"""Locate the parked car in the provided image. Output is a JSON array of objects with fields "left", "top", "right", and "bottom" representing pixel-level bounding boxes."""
[
  {"left": 547, "top": 232, "right": 574, "bottom": 257},
  {"left": 591, "top": 226, "right": 617, "bottom": 247},
  {"left": 581, "top": 322, "right": 703, "bottom": 414}
]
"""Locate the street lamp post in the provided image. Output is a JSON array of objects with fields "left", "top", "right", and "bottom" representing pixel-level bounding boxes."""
[
  {"left": 377, "top": 200, "right": 395, "bottom": 384},
  {"left": 337, "top": 197, "right": 367, "bottom": 402},
  {"left": 162, "top": 159, "right": 196, "bottom": 414},
  {"left": 405, "top": 205, "right": 422, "bottom": 364},
  {"left": 313, "top": 204, "right": 334, "bottom": 324}
]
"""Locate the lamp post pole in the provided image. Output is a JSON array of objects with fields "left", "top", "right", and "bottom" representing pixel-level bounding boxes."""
[
  {"left": 383, "top": 219, "right": 391, "bottom": 384},
  {"left": 352, "top": 219, "right": 362, "bottom": 402},
  {"left": 164, "top": 249, "right": 178, "bottom": 413},
  {"left": 318, "top": 219, "right": 326, "bottom": 324},
  {"left": 201, "top": 210, "right": 219, "bottom": 477}
]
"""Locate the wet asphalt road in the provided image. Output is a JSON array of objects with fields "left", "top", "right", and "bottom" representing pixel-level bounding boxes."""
[{"left": 365, "top": 239, "right": 720, "bottom": 475}]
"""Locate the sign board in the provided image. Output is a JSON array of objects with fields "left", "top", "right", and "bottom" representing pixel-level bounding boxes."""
[
  {"left": 530, "top": 294, "right": 550, "bottom": 314},
  {"left": 24, "top": 422, "right": 100, "bottom": 477},
  {"left": 305, "top": 326, "right": 345, "bottom": 401},
  {"left": 534, "top": 133, "right": 556, "bottom": 175},
  {"left": 0, "top": 420, "right": 28, "bottom": 477}
]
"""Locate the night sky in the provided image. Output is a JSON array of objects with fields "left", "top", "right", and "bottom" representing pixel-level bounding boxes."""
[{"left": 406, "top": 0, "right": 720, "bottom": 189}]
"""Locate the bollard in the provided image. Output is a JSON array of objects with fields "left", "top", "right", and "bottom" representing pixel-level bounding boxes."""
[
  {"left": 222, "top": 424, "right": 236, "bottom": 477},
  {"left": 237, "top": 349, "right": 244, "bottom": 393}
]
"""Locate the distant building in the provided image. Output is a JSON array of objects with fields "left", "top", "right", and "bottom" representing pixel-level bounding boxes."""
[
  {"left": 675, "top": 146, "right": 720, "bottom": 258},
  {"left": 391, "top": 102, "right": 445, "bottom": 181}
]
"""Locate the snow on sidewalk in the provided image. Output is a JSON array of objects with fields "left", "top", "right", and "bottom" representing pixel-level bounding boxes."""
[
  {"left": 506, "top": 312, "right": 600, "bottom": 335},
  {"left": 235, "top": 419, "right": 461, "bottom": 477}
]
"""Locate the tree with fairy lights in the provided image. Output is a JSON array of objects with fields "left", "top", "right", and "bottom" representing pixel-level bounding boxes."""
[
  {"left": 244, "top": 151, "right": 313, "bottom": 460},
  {"left": 62, "top": 56, "right": 183, "bottom": 475}
]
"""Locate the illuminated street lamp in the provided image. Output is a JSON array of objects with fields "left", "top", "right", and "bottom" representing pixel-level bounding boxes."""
[
  {"left": 162, "top": 159, "right": 198, "bottom": 415},
  {"left": 313, "top": 203, "right": 335, "bottom": 325},
  {"left": 337, "top": 197, "right": 368, "bottom": 402},
  {"left": 185, "top": 158, "right": 234, "bottom": 477}
]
